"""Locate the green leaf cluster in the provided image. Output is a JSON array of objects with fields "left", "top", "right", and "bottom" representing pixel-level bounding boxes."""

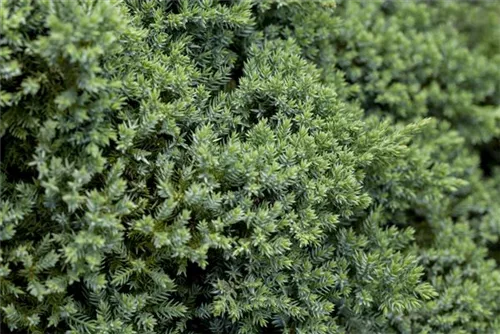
[{"left": 1, "top": 0, "right": 499, "bottom": 333}]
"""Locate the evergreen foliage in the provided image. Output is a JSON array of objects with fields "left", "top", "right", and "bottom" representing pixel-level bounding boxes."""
[{"left": 1, "top": 0, "right": 499, "bottom": 333}]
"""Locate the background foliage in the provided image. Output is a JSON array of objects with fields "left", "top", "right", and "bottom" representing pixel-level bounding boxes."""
[{"left": 1, "top": 0, "right": 499, "bottom": 333}]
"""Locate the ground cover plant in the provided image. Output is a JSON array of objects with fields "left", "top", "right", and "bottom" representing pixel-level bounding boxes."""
[{"left": 1, "top": 0, "right": 499, "bottom": 333}]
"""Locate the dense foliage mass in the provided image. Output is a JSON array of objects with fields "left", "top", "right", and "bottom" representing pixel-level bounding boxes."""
[{"left": 1, "top": 1, "right": 499, "bottom": 333}]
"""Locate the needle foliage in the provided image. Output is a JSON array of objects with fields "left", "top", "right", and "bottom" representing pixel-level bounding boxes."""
[{"left": 1, "top": 1, "right": 499, "bottom": 333}]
